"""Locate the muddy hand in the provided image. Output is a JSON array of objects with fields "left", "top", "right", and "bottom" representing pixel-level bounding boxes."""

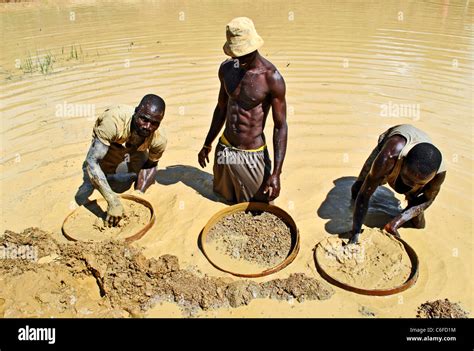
[
  {"left": 106, "top": 199, "right": 124, "bottom": 227},
  {"left": 198, "top": 147, "right": 211, "bottom": 168}
]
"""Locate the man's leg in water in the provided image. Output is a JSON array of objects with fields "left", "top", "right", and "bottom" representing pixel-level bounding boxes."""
[{"left": 75, "top": 162, "right": 96, "bottom": 206}]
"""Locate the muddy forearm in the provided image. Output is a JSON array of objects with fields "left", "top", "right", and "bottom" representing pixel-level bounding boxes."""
[
  {"left": 390, "top": 173, "right": 445, "bottom": 229},
  {"left": 86, "top": 139, "right": 119, "bottom": 205},
  {"left": 87, "top": 161, "right": 119, "bottom": 205},
  {"left": 272, "top": 122, "right": 288, "bottom": 175},
  {"left": 390, "top": 201, "right": 432, "bottom": 229}
]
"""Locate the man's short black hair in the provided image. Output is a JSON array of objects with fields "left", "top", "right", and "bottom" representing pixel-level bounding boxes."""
[
  {"left": 138, "top": 94, "right": 165, "bottom": 114},
  {"left": 405, "top": 143, "right": 442, "bottom": 176}
]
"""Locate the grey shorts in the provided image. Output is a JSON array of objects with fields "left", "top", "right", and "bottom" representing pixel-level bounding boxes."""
[{"left": 213, "top": 141, "right": 271, "bottom": 203}]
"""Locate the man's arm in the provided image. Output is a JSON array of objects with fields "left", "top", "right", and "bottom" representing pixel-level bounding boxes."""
[
  {"left": 136, "top": 134, "right": 166, "bottom": 193},
  {"left": 350, "top": 137, "right": 403, "bottom": 243},
  {"left": 135, "top": 160, "right": 158, "bottom": 193},
  {"left": 198, "top": 66, "right": 228, "bottom": 168},
  {"left": 384, "top": 171, "right": 446, "bottom": 235},
  {"left": 351, "top": 144, "right": 384, "bottom": 200},
  {"left": 86, "top": 138, "right": 124, "bottom": 226},
  {"left": 263, "top": 69, "right": 287, "bottom": 201}
]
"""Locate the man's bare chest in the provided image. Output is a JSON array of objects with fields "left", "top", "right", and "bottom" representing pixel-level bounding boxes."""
[{"left": 224, "top": 70, "right": 269, "bottom": 110}]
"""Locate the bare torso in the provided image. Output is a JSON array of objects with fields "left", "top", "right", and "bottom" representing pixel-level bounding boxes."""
[{"left": 220, "top": 57, "right": 276, "bottom": 149}]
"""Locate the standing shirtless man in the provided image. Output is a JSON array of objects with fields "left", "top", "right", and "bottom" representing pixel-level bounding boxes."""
[{"left": 198, "top": 17, "right": 288, "bottom": 203}]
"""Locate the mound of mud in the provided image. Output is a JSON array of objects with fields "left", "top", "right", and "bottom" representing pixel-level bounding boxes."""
[
  {"left": 416, "top": 299, "right": 469, "bottom": 318},
  {"left": 0, "top": 228, "right": 333, "bottom": 317}
]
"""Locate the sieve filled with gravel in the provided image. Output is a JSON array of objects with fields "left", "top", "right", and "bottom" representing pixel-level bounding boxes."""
[{"left": 206, "top": 211, "right": 292, "bottom": 267}]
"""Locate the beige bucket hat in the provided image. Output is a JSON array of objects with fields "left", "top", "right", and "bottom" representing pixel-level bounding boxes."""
[{"left": 223, "top": 17, "right": 264, "bottom": 57}]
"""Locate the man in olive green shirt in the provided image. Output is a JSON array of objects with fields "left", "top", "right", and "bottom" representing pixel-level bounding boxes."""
[{"left": 85, "top": 94, "right": 167, "bottom": 227}]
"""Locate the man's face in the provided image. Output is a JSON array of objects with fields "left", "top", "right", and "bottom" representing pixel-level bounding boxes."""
[
  {"left": 133, "top": 109, "right": 163, "bottom": 137},
  {"left": 400, "top": 164, "right": 435, "bottom": 189}
]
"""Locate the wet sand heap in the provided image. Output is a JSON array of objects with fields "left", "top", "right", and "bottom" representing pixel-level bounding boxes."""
[
  {"left": 416, "top": 299, "right": 469, "bottom": 318},
  {"left": 0, "top": 228, "right": 333, "bottom": 317},
  {"left": 207, "top": 211, "right": 292, "bottom": 268}
]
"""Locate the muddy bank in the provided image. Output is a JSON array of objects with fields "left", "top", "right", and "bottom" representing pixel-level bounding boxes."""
[
  {"left": 416, "top": 299, "right": 469, "bottom": 319},
  {"left": 0, "top": 228, "right": 334, "bottom": 317}
]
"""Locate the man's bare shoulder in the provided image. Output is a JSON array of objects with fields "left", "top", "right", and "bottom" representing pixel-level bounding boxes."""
[
  {"left": 260, "top": 59, "right": 284, "bottom": 87},
  {"left": 258, "top": 56, "right": 279, "bottom": 74},
  {"left": 218, "top": 59, "right": 234, "bottom": 75},
  {"left": 371, "top": 135, "right": 407, "bottom": 175},
  {"left": 259, "top": 61, "right": 285, "bottom": 97},
  {"left": 220, "top": 58, "right": 234, "bottom": 66},
  {"left": 381, "top": 134, "right": 407, "bottom": 157}
]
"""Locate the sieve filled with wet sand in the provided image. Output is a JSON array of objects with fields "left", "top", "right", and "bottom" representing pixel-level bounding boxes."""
[
  {"left": 201, "top": 203, "right": 299, "bottom": 277},
  {"left": 62, "top": 195, "right": 155, "bottom": 243},
  {"left": 315, "top": 228, "right": 419, "bottom": 295}
]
